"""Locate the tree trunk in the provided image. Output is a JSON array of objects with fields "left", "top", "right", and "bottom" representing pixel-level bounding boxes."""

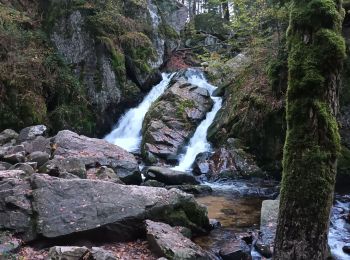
[{"left": 274, "top": 0, "right": 345, "bottom": 259}]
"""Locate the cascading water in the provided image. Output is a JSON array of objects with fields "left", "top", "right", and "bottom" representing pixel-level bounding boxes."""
[
  {"left": 173, "top": 69, "right": 222, "bottom": 172},
  {"left": 104, "top": 73, "right": 173, "bottom": 152}
]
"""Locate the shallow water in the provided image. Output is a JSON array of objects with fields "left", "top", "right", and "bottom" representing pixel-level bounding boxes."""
[{"left": 197, "top": 183, "right": 350, "bottom": 259}]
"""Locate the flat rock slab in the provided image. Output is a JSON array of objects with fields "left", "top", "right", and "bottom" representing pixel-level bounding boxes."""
[
  {"left": 146, "top": 220, "right": 210, "bottom": 260},
  {"left": 260, "top": 199, "right": 279, "bottom": 245},
  {"left": 32, "top": 174, "right": 209, "bottom": 239},
  {"left": 52, "top": 130, "right": 141, "bottom": 184}
]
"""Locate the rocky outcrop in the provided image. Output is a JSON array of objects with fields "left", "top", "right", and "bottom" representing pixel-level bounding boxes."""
[
  {"left": 0, "top": 0, "right": 187, "bottom": 136},
  {"left": 0, "top": 172, "right": 210, "bottom": 242},
  {"left": 145, "top": 220, "right": 210, "bottom": 259},
  {"left": 45, "top": 0, "right": 187, "bottom": 135},
  {"left": 142, "top": 77, "right": 213, "bottom": 163},
  {"left": 193, "top": 139, "right": 264, "bottom": 180}
]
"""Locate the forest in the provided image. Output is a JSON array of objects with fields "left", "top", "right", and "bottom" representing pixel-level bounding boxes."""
[{"left": 0, "top": 0, "right": 349, "bottom": 259}]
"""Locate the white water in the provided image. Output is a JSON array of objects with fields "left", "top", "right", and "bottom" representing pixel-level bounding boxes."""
[
  {"left": 329, "top": 195, "right": 350, "bottom": 259},
  {"left": 173, "top": 69, "right": 222, "bottom": 172},
  {"left": 104, "top": 73, "right": 173, "bottom": 152}
]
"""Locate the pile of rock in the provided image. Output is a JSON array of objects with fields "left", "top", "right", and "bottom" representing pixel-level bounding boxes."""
[{"left": 0, "top": 126, "right": 213, "bottom": 259}]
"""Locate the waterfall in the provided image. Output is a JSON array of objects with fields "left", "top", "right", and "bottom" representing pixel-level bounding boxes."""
[
  {"left": 104, "top": 73, "right": 173, "bottom": 152},
  {"left": 173, "top": 69, "right": 222, "bottom": 172}
]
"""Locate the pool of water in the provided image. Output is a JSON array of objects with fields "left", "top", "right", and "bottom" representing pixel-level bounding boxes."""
[{"left": 195, "top": 181, "right": 350, "bottom": 259}]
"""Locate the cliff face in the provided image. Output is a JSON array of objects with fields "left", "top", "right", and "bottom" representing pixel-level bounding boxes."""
[{"left": 0, "top": 0, "right": 187, "bottom": 136}]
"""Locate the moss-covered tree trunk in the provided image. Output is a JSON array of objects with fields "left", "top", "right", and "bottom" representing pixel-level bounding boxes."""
[{"left": 274, "top": 0, "right": 346, "bottom": 259}]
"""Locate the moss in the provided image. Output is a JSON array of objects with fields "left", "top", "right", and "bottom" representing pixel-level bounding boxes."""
[
  {"left": 176, "top": 100, "right": 196, "bottom": 119},
  {"left": 120, "top": 31, "right": 155, "bottom": 74},
  {"left": 274, "top": 0, "right": 345, "bottom": 257},
  {"left": 290, "top": 0, "right": 343, "bottom": 31},
  {"left": 159, "top": 24, "right": 178, "bottom": 40}
]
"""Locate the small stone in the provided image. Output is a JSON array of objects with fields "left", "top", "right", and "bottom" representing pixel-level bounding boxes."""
[
  {"left": 254, "top": 242, "right": 272, "bottom": 258},
  {"left": 48, "top": 246, "right": 90, "bottom": 260},
  {"left": 28, "top": 151, "right": 50, "bottom": 167},
  {"left": 209, "top": 219, "right": 221, "bottom": 229}
]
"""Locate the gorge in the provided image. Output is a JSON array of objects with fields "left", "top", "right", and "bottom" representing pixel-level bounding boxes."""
[{"left": 1, "top": 0, "right": 350, "bottom": 259}]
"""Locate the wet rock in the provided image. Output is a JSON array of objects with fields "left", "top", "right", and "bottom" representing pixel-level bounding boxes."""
[
  {"left": 40, "top": 158, "right": 86, "bottom": 178},
  {"left": 48, "top": 246, "right": 89, "bottom": 260},
  {"left": 204, "top": 147, "right": 264, "bottom": 181},
  {"left": 9, "top": 163, "right": 35, "bottom": 175},
  {"left": 0, "top": 171, "right": 36, "bottom": 241},
  {"left": 343, "top": 244, "right": 350, "bottom": 254},
  {"left": 0, "top": 129, "right": 18, "bottom": 146},
  {"left": 209, "top": 219, "right": 221, "bottom": 229},
  {"left": 32, "top": 174, "right": 209, "bottom": 239},
  {"left": 144, "top": 166, "right": 199, "bottom": 185},
  {"left": 254, "top": 242, "right": 272, "bottom": 258},
  {"left": 28, "top": 151, "right": 50, "bottom": 167},
  {"left": 260, "top": 199, "right": 279, "bottom": 245},
  {"left": 145, "top": 220, "right": 210, "bottom": 259},
  {"left": 165, "top": 184, "right": 212, "bottom": 195},
  {"left": 18, "top": 125, "right": 47, "bottom": 143},
  {"left": 142, "top": 77, "right": 213, "bottom": 163},
  {"left": 91, "top": 247, "right": 117, "bottom": 260},
  {"left": 52, "top": 130, "right": 140, "bottom": 184},
  {"left": 193, "top": 152, "right": 211, "bottom": 175}
]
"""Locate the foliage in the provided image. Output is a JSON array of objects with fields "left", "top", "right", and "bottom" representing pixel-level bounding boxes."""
[{"left": 0, "top": 3, "right": 95, "bottom": 134}]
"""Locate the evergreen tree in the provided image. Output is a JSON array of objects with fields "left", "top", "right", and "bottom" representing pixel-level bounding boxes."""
[{"left": 274, "top": 0, "right": 346, "bottom": 259}]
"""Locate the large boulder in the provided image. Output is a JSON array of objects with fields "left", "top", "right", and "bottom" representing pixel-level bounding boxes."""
[
  {"left": 144, "top": 166, "right": 199, "bottom": 185},
  {"left": 142, "top": 77, "right": 213, "bottom": 163},
  {"left": 193, "top": 140, "right": 264, "bottom": 181},
  {"left": 52, "top": 130, "right": 141, "bottom": 184},
  {"left": 145, "top": 220, "right": 210, "bottom": 259},
  {"left": 31, "top": 174, "right": 210, "bottom": 240},
  {"left": 17, "top": 125, "right": 47, "bottom": 143},
  {"left": 0, "top": 170, "right": 36, "bottom": 241}
]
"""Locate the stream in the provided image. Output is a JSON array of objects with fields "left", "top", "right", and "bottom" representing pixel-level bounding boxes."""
[{"left": 105, "top": 68, "right": 350, "bottom": 259}]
